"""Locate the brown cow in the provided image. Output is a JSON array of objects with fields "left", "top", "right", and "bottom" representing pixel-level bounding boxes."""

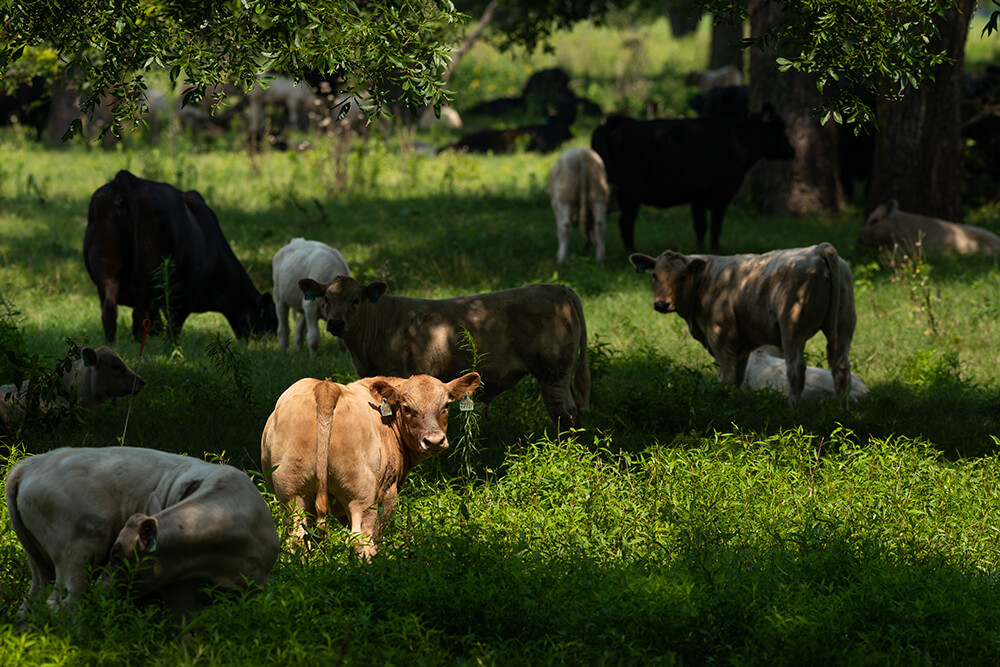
[
  {"left": 261, "top": 372, "right": 481, "bottom": 557},
  {"left": 1, "top": 346, "right": 145, "bottom": 430},
  {"left": 859, "top": 199, "right": 1000, "bottom": 255},
  {"left": 630, "top": 243, "right": 856, "bottom": 406},
  {"left": 5, "top": 447, "right": 280, "bottom": 622},
  {"left": 297, "top": 277, "right": 589, "bottom": 431}
]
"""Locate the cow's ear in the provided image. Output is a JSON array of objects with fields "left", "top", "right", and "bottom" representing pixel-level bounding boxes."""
[
  {"left": 138, "top": 517, "right": 159, "bottom": 555},
  {"left": 887, "top": 199, "right": 899, "bottom": 214},
  {"left": 629, "top": 254, "right": 656, "bottom": 274},
  {"left": 447, "top": 372, "right": 481, "bottom": 401},
  {"left": 81, "top": 347, "right": 97, "bottom": 368},
  {"left": 364, "top": 281, "right": 388, "bottom": 304},
  {"left": 688, "top": 258, "right": 707, "bottom": 278},
  {"left": 368, "top": 379, "right": 400, "bottom": 411},
  {"left": 299, "top": 278, "right": 326, "bottom": 302}
]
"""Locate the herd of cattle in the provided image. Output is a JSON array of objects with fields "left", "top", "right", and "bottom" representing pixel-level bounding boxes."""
[{"left": 5, "top": 65, "right": 1000, "bottom": 624}]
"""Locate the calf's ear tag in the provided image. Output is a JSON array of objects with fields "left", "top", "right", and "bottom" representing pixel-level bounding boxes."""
[
  {"left": 303, "top": 289, "right": 315, "bottom": 301},
  {"left": 83, "top": 356, "right": 93, "bottom": 367},
  {"left": 459, "top": 392, "right": 474, "bottom": 412},
  {"left": 148, "top": 536, "right": 157, "bottom": 554},
  {"left": 368, "top": 294, "right": 380, "bottom": 304},
  {"left": 635, "top": 264, "right": 646, "bottom": 274},
  {"left": 380, "top": 397, "right": 393, "bottom": 417}
]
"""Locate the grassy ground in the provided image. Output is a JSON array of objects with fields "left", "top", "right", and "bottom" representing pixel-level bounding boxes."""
[{"left": 2, "top": 16, "right": 1000, "bottom": 665}]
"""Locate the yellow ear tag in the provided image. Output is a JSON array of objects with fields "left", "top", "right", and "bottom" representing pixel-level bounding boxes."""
[
  {"left": 380, "top": 398, "right": 393, "bottom": 417},
  {"left": 459, "top": 392, "right": 474, "bottom": 412}
]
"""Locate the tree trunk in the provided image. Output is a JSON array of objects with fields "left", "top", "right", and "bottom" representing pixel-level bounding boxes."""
[
  {"left": 865, "top": 0, "right": 974, "bottom": 222},
  {"left": 747, "top": 0, "right": 842, "bottom": 216},
  {"left": 708, "top": 15, "right": 745, "bottom": 72}
]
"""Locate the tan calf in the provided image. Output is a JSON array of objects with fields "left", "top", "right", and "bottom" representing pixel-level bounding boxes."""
[
  {"left": 1, "top": 346, "right": 145, "bottom": 429},
  {"left": 261, "top": 372, "right": 481, "bottom": 558},
  {"left": 860, "top": 199, "right": 1000, "bottom": 255},
  {"left": 630, "top": 243, "right": 857, "bottom": 406}
]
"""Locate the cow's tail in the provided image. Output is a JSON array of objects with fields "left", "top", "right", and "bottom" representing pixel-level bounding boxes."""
[
  {"left": 571, "top": 289, "right": 591, "bottom": 412},
  {"left": 819, "top": 242, "right": 842, "bottom": 353},
  {"left": 313, "top": 380, "right": 342, "bottom": 522}
]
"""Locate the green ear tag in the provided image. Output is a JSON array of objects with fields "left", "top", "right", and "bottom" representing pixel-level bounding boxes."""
[
  {"left": 459, "top": 392, "right": 474, "bottom": 412},
  {"left": 635, "top": 264, "right": 646, "bottom": 274},
  {"left": 380, "top": 398, "right": 393, "bottom": 417},
  {"left": 83, "top": 356, "right": 93, "bottom": 367},
  {"left": 304, "top": 290, "right": 315, "bottom": 301},
  {"left": 369, "top": 294, "right": 380, "bottom": 304},
  {"left": 148, "top": 536, "right": 157, "bottom": 554}
]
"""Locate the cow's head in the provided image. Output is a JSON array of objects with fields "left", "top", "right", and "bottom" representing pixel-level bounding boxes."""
[
  {"left": 630, "top": 251, "right": 705, "bottom": 315},
  {"left": 253, "top": 292, "right": 279, "bottom": 336},
  {"left": 858, "top": 199, "right": 898, "bottom": 247},
  {"left": 367, "top": 372, "right": 481, "bottom": 457},
  {"left": 299, "top": 276, "right": 387, "bottom": 338},
  {"left": 753, "top": 104, "right": 795, "bottom": 161},
  {"left": 100, "top": 513, "right": 160, "bottom": 592},
  {"left": 72, "top": 345, "right": 145, "bottom": 407}
]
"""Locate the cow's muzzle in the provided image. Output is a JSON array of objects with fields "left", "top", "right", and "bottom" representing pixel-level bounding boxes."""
[
  {"left": 326, "top": 319, "right": 346, "bottom": 336},
  {"left": 420, "top": 432, "right": 448, "bottom": 452},
  {"left": 653, "top": 300, "right": 673, "bottom": 314}
]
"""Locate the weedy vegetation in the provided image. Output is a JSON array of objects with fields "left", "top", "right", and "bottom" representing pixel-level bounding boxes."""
[{"left": 2, "top": 16, "right": 1000, "bottom": 665}]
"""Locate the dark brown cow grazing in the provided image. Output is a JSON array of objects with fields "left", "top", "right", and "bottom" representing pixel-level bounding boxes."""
[
  {"left": 630, "top": 243, "right": 856, "bottom": 406},
  {"left": 85, "top": 170, "right": 277, "bottom": 342},
  {"left": 297, "top": 276, "right": 589, "bottom": 431},
  {"left": 261, "top": 373, "right": 481, "bottom": 557}
]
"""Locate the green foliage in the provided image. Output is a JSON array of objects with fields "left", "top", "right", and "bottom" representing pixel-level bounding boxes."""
[{"left": 205, "top": 334, "right": 256, "bottom": 407}]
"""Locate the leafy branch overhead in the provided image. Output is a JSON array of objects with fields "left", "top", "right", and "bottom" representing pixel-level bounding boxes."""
[{"left": 0, "top": 0, "right": 465, "bottom": 137}]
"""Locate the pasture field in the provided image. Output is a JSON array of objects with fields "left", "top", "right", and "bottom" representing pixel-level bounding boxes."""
[{"left": 3, "top": 16, "right": 1000, "bottom": 665}]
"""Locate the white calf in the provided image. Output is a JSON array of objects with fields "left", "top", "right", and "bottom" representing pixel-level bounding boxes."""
[{"left": 549, "top": 147, "right": 610, "bottom": 263}]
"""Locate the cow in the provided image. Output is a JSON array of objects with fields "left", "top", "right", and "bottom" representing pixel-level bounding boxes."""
[
  {"left": 744, "top": 344, "right": 869, "bottom": 404},
  {"left": 85, "top": 170, "right": 277, "bottom": 343},
  {"left": 549, "top": 147, "right": 611, "bottom": 263},
  {"left": 247, "top": 75, "right": 318, "bottom": 134},
  {"left": 441, "top": 114, "right": 573, "bottom": 155},
  {"left": 859, "top": 199, "right": 1000, "bottom": 255},
  {"left": 629, "top": 243, "right": 856, "bottom": 406},
  {"left": 272, "top": 238, "right": 352, "bottom": 357},
  {"left": 684, "top": 65, "right": 744, "bottom": 94},
  {"left": 689, "top": 85, "right": 749, "bottom": 119},
  {"left": 591, "top": 106, "right": 795, "bottom": 253},
  {"left": 5, "top": 447, "right": 280, "bottom": 622},
  {"left": 1, "top": 345, "right": 145, "bottom": 430},
  {"left": 418, "top": 105, "right": 463, "bottom": 131},
  {"left": 261, "top": 372, "right": 480, "bottom": 557},
  {"left": 296, "top": 277, "right": 589, "bottom": 431}
]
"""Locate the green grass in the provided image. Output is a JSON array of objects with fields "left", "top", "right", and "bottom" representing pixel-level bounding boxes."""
[{"left": 3, "top": 16, "right": 1000, "bottom": 665}]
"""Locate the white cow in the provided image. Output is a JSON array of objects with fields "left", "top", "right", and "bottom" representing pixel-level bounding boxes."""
[
  {"left": 6, "top": 447, "right": 280, "bottom": 621},
  {"left": 684, "top": 65, "right": 745, "bottom": 94},
  {"left": 272, "top": 238, "right": 352, "bottom": 357},
  {"left": 744, "top": 345, "right": 869, "bottom": 404},
  {"left": 1, "top": 346, "right": 144, "bottom": 429},
  {"left": 859, "top": 199, "right": 1000, "bottom": 255},
  {"left": 549, "top": 147, "right": 611, "bottom": 263}
]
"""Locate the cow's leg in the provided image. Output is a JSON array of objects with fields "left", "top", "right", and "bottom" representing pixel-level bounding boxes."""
[
  {"left": 346, "top": 498, "right": 379, "bottom": 560},
  {"left": 692, "top": 204, "right": 708, "bottom": 248},
  {"left": 617, "top": 197, "right": 640, "bottom": 254},
  {"left": 782, "top": 343, "right": 807, "bottom": 406},
  {"left": 591, "top": 199, "right": 608, "bottom": 263},
  {"left": 276, "top": 300, "right": 291, "bottom": 351},
  {"left": 717, "top": 354, "right": 742, "bottom": 386},
  {"left": 50, "top": 559, "right": 93, "bottom": 611},
  {"left": 302, "top": 300, "right": 320, "bottom": 357},
  {"left": 709, "top": 204, "right": 729, "bottom": 250},
  {"left": 99, "top": 281, "right": 119, "bottom": 343},
  {"left": 827, "top": 336, "right": 852, "bottom": 400},
  {"left": 17, "top": 554, "right": 55, "bottom": 618},
  {"left": 554, "top": 201, "right": 573, "bottom": 263},
  {"left": 160, "top": 581, "right": 204, "bottom": 625},
  {"left": 540, "top": 379, "right": 578, "bottom": 435}
]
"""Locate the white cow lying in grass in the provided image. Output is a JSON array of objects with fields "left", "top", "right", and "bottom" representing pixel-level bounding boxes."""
[
  {"left": 6, "top": 447, "right": 280, "bottom": 622},
  {"left": 684, "top": 65, "right": 744, "bottom": 94},
  {"left": 272, "top": 238, "right": 352, "bottom": 357},
  {"left": 859, "top": 199, "right": 1000, "bottom": 255},
  {"left": 549, "top": 147, "right": 611, "bottom": 263},
  {"left": 0, "top": 346, "right": 144, "bottom": 430},
  {"left": 743, "top": 345, "right": 869, "bottom": 404}
]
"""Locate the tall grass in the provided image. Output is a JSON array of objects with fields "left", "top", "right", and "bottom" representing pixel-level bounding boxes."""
[{"left": 2, "top": 15, "right": 1000, "bottom": 664}]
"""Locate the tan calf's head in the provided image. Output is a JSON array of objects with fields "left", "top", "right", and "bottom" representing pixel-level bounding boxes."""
[
  {"left": 858, "top": 199, "right": 899, "bottom": 248},
  {"left": 299, "top": 275, "right": 387, "bottom": 338},
  {"left": 101, "top": 513, "right": 159, "bottom": 592},
  {"left": 630, "top": 251, "right": 706, "bottom": 315},
  {"left": 367, "top": 373, "right": 481, "bottom": 456},
  {"left": 72, "top": 346, "right": 145, "bottom": 408}
]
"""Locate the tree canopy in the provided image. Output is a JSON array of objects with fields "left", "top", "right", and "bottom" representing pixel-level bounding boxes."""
[{"left": 1, "top": 0, "right": 464, "bottom": 138}]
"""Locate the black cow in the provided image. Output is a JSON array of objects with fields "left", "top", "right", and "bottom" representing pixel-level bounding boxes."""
[
  {"left": 441, "top": 114, "right": 572, "bottom": 155},
  {"left": 689, "top": 85, "right": 749, "bottom": 119},
  {"left": 591, "top": 105, "right": 795, "bottom": 252},
  {"left": 84, "top": 170, "right": 277, "bottom": 342}
]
